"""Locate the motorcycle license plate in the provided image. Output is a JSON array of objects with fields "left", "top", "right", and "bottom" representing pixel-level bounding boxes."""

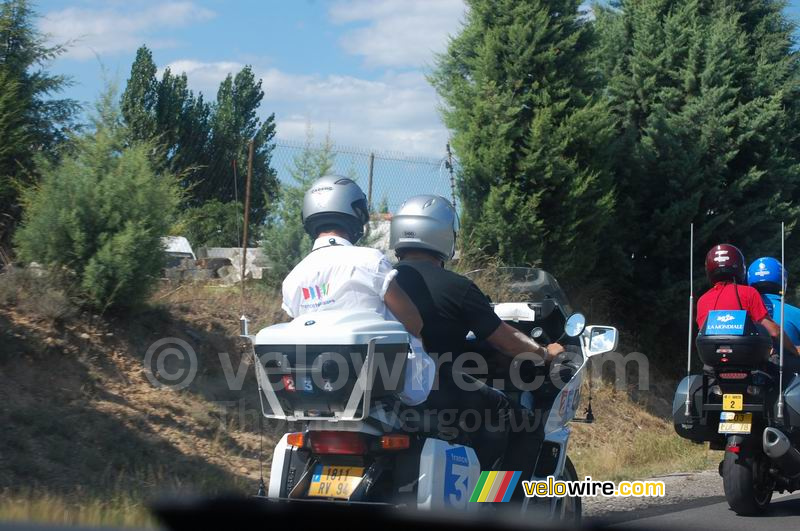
[
  {"left": 718, "top": 412, "right": 752, "bottom": 434},
  {"left": 308, "top": 465, "right": 364, "bottom": 499},
  {"left": 723, "top": 394, "right": 743, "bottom": 411}
]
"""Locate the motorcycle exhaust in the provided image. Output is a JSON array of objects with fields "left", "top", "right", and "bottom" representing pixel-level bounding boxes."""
[{"left": 763, "top": 427, "right": 800, "bottom": 478}]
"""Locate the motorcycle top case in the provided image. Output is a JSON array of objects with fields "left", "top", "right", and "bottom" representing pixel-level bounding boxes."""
[
  {"left": 696, "top": 311, "right": 771, "bottom": 368},
  {"left": 254, "top": 310, "right": 409, "bottom": 417}
]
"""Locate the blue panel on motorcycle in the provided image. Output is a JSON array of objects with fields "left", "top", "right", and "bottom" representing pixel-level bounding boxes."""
[{"left": 704, "top": 310, "right": 747, "bottom": 336}]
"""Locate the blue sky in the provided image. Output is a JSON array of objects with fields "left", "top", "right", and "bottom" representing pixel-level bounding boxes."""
[{"left": 35, "top": 0, "right": 800, "bottom": 157}]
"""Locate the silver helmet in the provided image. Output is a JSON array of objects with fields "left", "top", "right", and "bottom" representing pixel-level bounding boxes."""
[
  {"left": 390, "top": 195, "right": 457, "bottom": 261},
  {"left": 302, "top": 175, "right": 369, "bottom": 242}
]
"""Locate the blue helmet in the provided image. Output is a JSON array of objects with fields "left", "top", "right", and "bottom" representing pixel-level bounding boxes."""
[{"left": 747, "top": 257, "right": 786, "bottom": 294}]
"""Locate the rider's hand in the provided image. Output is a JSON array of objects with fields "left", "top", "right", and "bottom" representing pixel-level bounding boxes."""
[{"left": 545, "top": 343, "right": 565, "bottom": 360}]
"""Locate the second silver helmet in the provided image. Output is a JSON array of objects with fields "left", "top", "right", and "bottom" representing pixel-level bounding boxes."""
[
  {"left": 390, "top": 195, "right": 456, "bottom": 261},
  {"left": 302, "top": 175, "right": 369, "bottom": 242}
]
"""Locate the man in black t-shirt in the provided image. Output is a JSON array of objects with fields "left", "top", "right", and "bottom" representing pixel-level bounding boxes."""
[{"left": 390, "top": 195, "right": 564, "bottom": 481}]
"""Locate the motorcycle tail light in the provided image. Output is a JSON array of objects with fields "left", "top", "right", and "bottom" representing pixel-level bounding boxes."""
[
  {"left": 310, "top": 431, "right": 367, "bottom": 455},
  {"left": 381, "top": 434, "right": 410, "bottom": 450},
  {"left": 716, "top": 346, "right": 733, "bottom": 354},
  {"left": 287, "top": 432, "right": 305, "bottom": 448},
  {"left": 718, "top": 372, "right": 748, "bottom": 380}
]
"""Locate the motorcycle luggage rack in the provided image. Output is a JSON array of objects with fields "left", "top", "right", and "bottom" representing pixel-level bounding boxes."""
[{"left": 251, "top": 336, "right": 386, "bottom": 422}]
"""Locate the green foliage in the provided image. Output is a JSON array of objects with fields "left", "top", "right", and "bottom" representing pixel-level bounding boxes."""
[
  {"left": 120, "top": 46, "right": 277, "bottom": 225},
  {"left": 14, "top": 90, "right": 180, "bottom": 312},
  {"left": 261, "top": 131, "right": 335, "bottom": 285},
  {"left": 0, "top": 0, "right": 79, "bottom": 254},
  {"left": 377, "top": 196, "right": 389, "bottom": 215},
  {"left": 594, "top": 0, "right": 800, "bottom": 338},
  {"left": 431, "top": 0, "right": 616, "bottom": 287},
  {"left": 176, "top": 199, "right": 249, "bottom": 248}
]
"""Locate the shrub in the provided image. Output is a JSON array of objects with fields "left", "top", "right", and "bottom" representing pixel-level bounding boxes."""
[
  {"left": 14, "top": 91, "right": 181, "bottom": 312},
  {"left": 261, "top": 184, "right": 311, "bottom": 285},
  {"left": 173, "top": 199, "right": 249, "bottom": 249}
]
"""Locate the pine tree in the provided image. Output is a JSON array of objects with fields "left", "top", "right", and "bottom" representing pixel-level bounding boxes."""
[
  {"left": 14, "top": 88, "right": 181, "bottom": 312},
  {"left": 0, "top": 0, "right": 78, "bottom": 255},
  {"left": 120, "top": 47, "right": 277, "bottom": 225},
  {"left": 431, "top": 0, "right": 616, "bottom": 286},
  {"left": 196, "top": 66, "right": 278, "bottom": 225},
  {"left": 595, "top": 0, "right": 800, "bottom": 339}
]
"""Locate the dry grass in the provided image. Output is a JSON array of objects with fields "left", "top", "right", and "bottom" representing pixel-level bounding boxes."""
[
  {"left": 0, "top": 490, "right": 155, "bottom": 529},
  {"left": 0, "top": 266, "right": 77, "bottom": 321},
  {"left": 0, "top": 272, "right": 717, "bottom": 528},
  {"left": 570, "top": 381, "right": 720, "bottom": 481},
  {"left": 0, "top": 278, "right": 284, "bottom": 528},
  {"left": 152, "top": 280, "right": 285, "bottom": 335}
]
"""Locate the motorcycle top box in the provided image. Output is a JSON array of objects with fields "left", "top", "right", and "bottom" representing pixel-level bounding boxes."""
[
  {"left": 253, "top": 310, "right": 410, "bottom": 421},
  {"left": 696, "top": 310, "right": 772, "bottom": 368}
]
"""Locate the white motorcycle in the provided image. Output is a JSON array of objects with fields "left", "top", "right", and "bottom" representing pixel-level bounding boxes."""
[{"left": 242, "top": 267, "right": 617, "bottom": 523}]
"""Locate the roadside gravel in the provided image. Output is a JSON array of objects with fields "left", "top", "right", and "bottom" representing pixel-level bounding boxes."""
[{"left": 583, "top": 469, "right": 722, "bottom": 518}]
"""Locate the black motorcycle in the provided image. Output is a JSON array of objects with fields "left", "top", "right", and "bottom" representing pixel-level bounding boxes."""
[{"left": 673, "top": 310, "right": 800, "bottom": 514}]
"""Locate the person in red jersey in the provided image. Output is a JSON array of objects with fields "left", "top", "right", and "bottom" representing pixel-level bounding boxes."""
[{"left": 697, "top": 243, "right": 798, "bottom": 358}]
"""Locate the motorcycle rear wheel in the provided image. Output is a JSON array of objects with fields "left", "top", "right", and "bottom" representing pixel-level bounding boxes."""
[{"left": 722, "top": 451, "right": 772, "bottom": 515}]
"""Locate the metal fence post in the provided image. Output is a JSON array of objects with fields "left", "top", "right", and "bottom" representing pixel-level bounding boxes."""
[
  {"left": 367, "top": 152, "right": 375, "bottom": 211},
  {"left": 446, "top": 142, "right": 456, "bottom": 209}
]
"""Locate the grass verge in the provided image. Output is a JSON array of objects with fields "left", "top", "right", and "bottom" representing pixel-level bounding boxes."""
[
  {"left": 0, "top": 490, "right": 155, "bottom": 529},
  {"left": 570, "top": 381, "right": 721, "bottom": 481}
]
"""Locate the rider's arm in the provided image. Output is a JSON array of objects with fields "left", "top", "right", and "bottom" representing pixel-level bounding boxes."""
[
  {"left": 760, "top": 317, "right": 800, "bottom": 357},
  {"left": 384, "top": 279, "right": 424, "bottom": 338},
  {"left": 486, "top": 322, "right": 562, "bottom": 361},
  {"left": 459, "top": 282, "right": 563, "bottom": 360}
]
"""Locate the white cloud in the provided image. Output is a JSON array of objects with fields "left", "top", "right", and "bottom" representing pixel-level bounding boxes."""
[
  {"left": 261, "top": 69, "right": 447, "bottom": 155},
  {"left": 329, "top": 0, "right": 466, "bottom": 68},
  {"left": 161, "top": 60, "right": 244, "bottom": 94},
  {"left": 165, "top": 59, "right": 448, "bottom": 156},
  {"left": 40, "top": 2, "right": 216, "bottom": 60}
]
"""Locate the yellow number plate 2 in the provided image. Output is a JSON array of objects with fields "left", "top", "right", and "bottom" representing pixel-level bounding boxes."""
[
  {"left": 723, "top": 394, "right": 743, "bottom": 411},
  {"left": 719, "top": 412, "right": 752, "bottom": 434},
  {"left": 308, "top": 465, "right": 364, "bottom": 500}
]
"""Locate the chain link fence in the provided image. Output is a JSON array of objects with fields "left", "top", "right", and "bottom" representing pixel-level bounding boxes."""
[{"left": 271, "top": 139, "right": 459, "bottom": 214}]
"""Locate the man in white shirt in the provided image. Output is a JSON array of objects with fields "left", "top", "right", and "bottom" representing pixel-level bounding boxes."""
[{"left": 281, "top": 175, "right": 433, "bottom": 405}]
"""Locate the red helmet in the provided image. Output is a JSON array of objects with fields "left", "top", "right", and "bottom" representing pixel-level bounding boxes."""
[{"left": 705, "top": 244, "right": 746, "bottom": 284}]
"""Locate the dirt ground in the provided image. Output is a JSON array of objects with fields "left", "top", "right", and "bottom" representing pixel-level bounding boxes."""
[{"left": 0, "top": 280, "right": 716, "bottom": 527}]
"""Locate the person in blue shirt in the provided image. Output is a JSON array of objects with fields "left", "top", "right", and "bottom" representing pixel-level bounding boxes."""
[{"left": 748, "top": 257, "right": 800, "bottom": 346}]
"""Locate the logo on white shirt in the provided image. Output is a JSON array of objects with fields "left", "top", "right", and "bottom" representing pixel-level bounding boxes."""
[{"left": 302, "top": 283, "right": 329, "bottom": 300}]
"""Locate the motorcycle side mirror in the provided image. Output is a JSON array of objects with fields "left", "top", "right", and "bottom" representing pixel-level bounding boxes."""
[
  {"left": 586, "top": 326, "right": 619, "bottom": 356},
  {"left": 564, "top": 313, "right": 586, "bottom": 337}
]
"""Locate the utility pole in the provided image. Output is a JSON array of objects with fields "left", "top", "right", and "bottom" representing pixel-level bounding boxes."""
[{"left": 240, "top": 140, "right": 254, "bottom": 310}]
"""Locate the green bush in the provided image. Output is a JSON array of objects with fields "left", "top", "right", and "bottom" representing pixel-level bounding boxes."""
[
  {"left": 14, "top": 92, "right": 181, "bottom": 312},
  {"left": 174, "top": 199, "right": 249, "bottom": 248}
]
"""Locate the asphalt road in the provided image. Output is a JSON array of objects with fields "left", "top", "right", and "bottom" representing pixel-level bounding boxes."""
[{"left": 590, "top": 491, "right": 800, "bottom": 530}]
